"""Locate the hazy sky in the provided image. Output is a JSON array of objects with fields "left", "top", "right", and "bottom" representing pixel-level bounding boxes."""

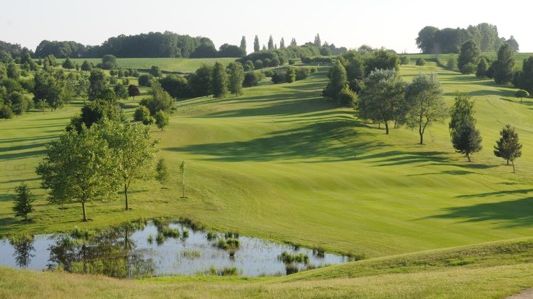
[{"left": 1, "top": 0, "right": 531, "bottom": 53}]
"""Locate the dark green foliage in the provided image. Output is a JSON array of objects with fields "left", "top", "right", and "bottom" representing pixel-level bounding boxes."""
[
  {"left": 218, "top": 44, "right": 245, "bottom": 57},
  {"left": 337, "top": 87, "right": 357, "bottom": 107},
  {"left": 286, "top": 67, "right": 296, "bottom": 83},
  {"left": 13, "top": 183, "right": 34, "bottom": 221},
  {"left": 493, "top": 44, "right": 515, "bottom": 84},
  {"left": 62, "top": 58, "right": 75, "bottom": 69},
  {"left": 113, "top": 84, "right": 128, "bottom": 99},
  {"left": 133, "top": 106, "right": 153, "bottom": 125},
  {"left": 278, "top": 252, "right": 309, "bottom": 265},
  {"left": 512, "top": 57, "right": 533, "bottom": 93},
  {"left": 400, "top": 56, "right": 410, "bottom": 65},
  {"left": 0, "top": 104, "right": 14, "bottom": 119},
  {"left": 88, "top": 70, "right": 107, "bottom": 100},
  {"left": 6, "top": 92, "right": 31, "bottom": 115},
  {"left": 155, "top": 158, "right": 169, "bottom": 184},
  {"left": 295, "top": 68, "right": 310, "bottom": 80},
  {"left": 323, "top": 61, "right": 347, "bottom": 99},
  {"left": 81, "top": 60, "right": 92, "bottom": 71},
  {"left": 101, "top": 55, "right": 118, "bottom": 70},
  {"left": 149, "top": 66, "right": 162, "bottom": 77},
  {"left": 458, "top": 41, "right": 480, "bottom": 74},
  {"left": 33, "top": 71, "right": 64, "bottom": 109},
  {"left": 68, "top": 100, "right": 123, "bottom": 132},
  {"left": 271, "top": 71, "right": 286, "bottom": 84},
  {"left": 243, "top": 71, "right": 263, "bottom": 87},
  {"left": 494, "top": 124, "right": 522, "bottom": 172},
  {"left": 188, "top": 65, "right": 212, "bottom": 97},
  {"left": 515, "top": 89, "right": 529, "bottom": 99},
  {"left": 476, "top": 57, "right": 489, "bottom": 78},
  {"left": 227, "top": 62, "right": 244, "bottom": 96},
  {"left": 240, "top": 36, "right": 247, "bottom": 55},
  {"left": 35, "top": 40, "right": 88, "bottom": 58},
  {"left": 154, "top": 110, "right": 169, "bottom": 130},
  {"left": 211, "top": 62, "right": 228, "bottom": 98},
  {"left": 138, "top": 74, "right": 152, "bottom": 87},
  {"left": 364, "top": 49, "right": 399, "bottom": 75},
  {"left": 416, "top": 58, "right": 426, "bottom": 66},
  {"left": 159, "top": 75, "right": 190, "bottom": 99},
  {"left": 7, "top": 63, "right": 20, "bottom": 79},
  {"left": 253, "top": 35, "right": 260, "bottom": 53},
  {"left": 140, "top": 82, "right": 174, "bottom": 115},
  {"left": 190, "top": 43, "right": 217, "bottom": 58},
  {"left": 449, "top": 95, "right": 482, "bottom": 161}
]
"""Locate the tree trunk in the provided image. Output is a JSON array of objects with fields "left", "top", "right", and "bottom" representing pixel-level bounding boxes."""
[
  {"left": 512, "top": 160, "right": 516, "bottom": 173},
  {"left": 384, "top": 121, "right": 389, "bottom": 135},
  {"left": 466, "top": 153, "right": 471, "bottom": 162},
  {"left": 82, "top": 201, "right": 87, "bottom": 222},
  {"left": 506, "top": 159, "right": 509, "bottom": 165},
  {"left": 124, "top": 184, "right": 129, "bottom": 210}
]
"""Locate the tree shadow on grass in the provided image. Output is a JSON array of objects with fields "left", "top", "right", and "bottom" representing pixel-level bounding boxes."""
[
  {"left": 456, "top": 189, "right": 533, "bottom": 199},
  {"left": 166, "top": 119, "right": 385, "bottom": 162},
  {"left": 429, "top": 197, "right": 533, "bottom": 228},
  {"left": 355, "top": 150, "right": 450, "bottom": 166}
]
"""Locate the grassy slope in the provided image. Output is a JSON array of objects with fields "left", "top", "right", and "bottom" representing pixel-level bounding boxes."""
[
  {"left": 0, "top": 63, "right": 532, "bottom": 259},
  {"left": 1, "top": 238, "right": 531, "bottom": 298},
  {"left": 57, "top": 57, "right": 236, "bottom": 73}
]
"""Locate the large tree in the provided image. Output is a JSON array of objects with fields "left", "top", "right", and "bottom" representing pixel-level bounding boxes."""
[
  {"left": 323, "top": 61, "right": 347, "bottom": 100},
  {"left": 227, "top": 62, "right": 244, "bottom": 96},
  {"left": 211, "top": 62, "right": 228, "bottom": 98},
  {"left": 416, "top": 26, "right": 439, "bottom": 54},
  {"left": 88, "top": 69, "right": 107, "bottom": 100},
  {"left": 240, "top": 36, "right": 247, "bottom": 55},
  {"left": 37, "top": 126, "right": 118, "bottom": 221},
  {"left": 449, "top": 95, "right": 482, "bottom": 161},
  {"left": 268, "top": 35, "right": 274, "bottom": 50},
  {"left": 253, "top": 35, "right": 260, "bottom": 53},
  {"left": 140, "top": 82, "right": 174, "bottom": 115},
  {"left": 494, "top": 124, "right": 522, "bottom": 172},
  {"left": 458, "top": 41, "right": 480, "bottom": 74},
  {"left": 493, "top": 44, "right": 515, "bottom": 84},
  {"left": 99, "top": 121, "right": 157, "bottom": 210},
  {"left": 359, "top": 69, "right": 406, "bottom": 134},
  {"left": 13, "top": 183, "right": 34, "bottom": 221},
  {"left": 33, "top": 71, "right": 64, "bottom": 110},
  {"left": 405, "top": 74, "right": 448, "bottom": 144}
]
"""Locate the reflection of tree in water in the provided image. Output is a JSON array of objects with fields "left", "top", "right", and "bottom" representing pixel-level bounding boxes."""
[
  {"left": 48, "top": 221, "right": 154, "bottom": 278},
  {"left": 8, "top": 235, "right": 35, "bottom": 268}
]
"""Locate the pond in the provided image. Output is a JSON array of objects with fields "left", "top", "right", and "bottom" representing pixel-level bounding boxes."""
[{"left": 0, "top": 220, "right": 351, "bottom": 278}]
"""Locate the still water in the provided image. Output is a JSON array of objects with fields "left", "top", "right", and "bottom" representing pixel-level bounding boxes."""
[{"left": 0, "top": 220, "right": 349, "bottom": 278}]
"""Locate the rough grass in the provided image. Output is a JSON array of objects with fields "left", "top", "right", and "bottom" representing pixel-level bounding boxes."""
[
  {"left": 0, "top": 63, "right": 532, "bottom": 260},
  {"left": 0, "top": 238, "right": 531, "bottom": 298},
  {"left": 56, "top": 57, "right": 236, "bottom": 73}
]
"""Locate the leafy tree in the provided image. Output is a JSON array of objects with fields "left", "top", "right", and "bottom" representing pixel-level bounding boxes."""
[
  {"left": 68, "top": 100, "right": 123, "bottom": 132},
  {"left": 62, "top": 58, "right": 75, "bottom": 69},
  {"left": 506, "top": 36, "right": 519, "bottom": 52},
  {"left": 446, "top": 56, "right": 457, "bottom": 71},
  {"left": 243, "top": 71, "right": 263, "bottom": 87},
  {"left": 37, "top": 125, "right": 118, "bottom": 221},
  {"left": 138, "top": 74, "right": 152, "bottom": 87},
  {"left": 364, "top": 49, "right": 399, "bottom": 75},
  {"left": 227, "top": 62, "right": 244, "bottom": 96},
  {"left": 13, "top": 183, "right": 34, "bottom": 221},
  {"left": 493, "top": 44, "right": 515, "bottom": 84},
  {"left": 140, "top": 81, "right": 174, "bottom": 115},
  {"left": 154, "top": 110, "right": 169, "bottom": 130},
  {"left": 323, "top": 61, "right": 347, "bottom": 99},
  {"left": 290, "top": 38, "right": 297, "bottom": 47},
  {"left": 101, "top": 54, "right": 117, "bottom": 70},
  {"left": 188, "top": 65, "right": 212, "bottom": 97},
  {"left": 114, "top": 83, "right": 128, "bottom": 99},
  {"left": 81, "top": 60, "right": 92, "bottom": 71},
  {"left": 458, "top": 41, "right": 480, "bottom": 74},
  {"left": 156, "top": 158, "right": 169, "bottom": 184},
  {"left": 337, "top": 86, "right": 357, "bottom": 107},
  {"left": 0, "top": 104, "right": 13, "bottom": 119},
  {"left": 88, "top": 70, "right": 107, "bottom": 100},
  {"left": 133, "top": 106, "right": 153, "bottom": 125},
  {"left": 159, "top": 75, "right": 190, "bottom": 99},
  {"left": 33, "top": 71, "right": 64, "bottom": 109},
  {"left": 98, "top": 121, "right": 157, "bottom": 210},
  {"left": 7, "top": 63, "right": 20, "bottom": 79},
  {"left": 286, "top": 67, "right": 296, "bottom": 83},
  {"left": 149, "top": 65, "right": 162, "bottom": 77},
  {"left": 128, "top": 84, "right": 140, "bottom": 99},
  {"left": 7, "top": 92, "right": 31, "bottom": 115},
  {"left": 405, "top": 74, "right": 448, "bottom": 144},
  {"left": 190, "top": 43, "right": 217, "bottom": 58},
  {"left": 416, "top": 26, "right": 439, "bottom": 53},
  {"left": 449, "top": 95, "right": 482, "bottom": 161},
  {"left": 314, "top": 34, "right": 322, "bottom": 47},
  {"left": 400, "top": 56, "right": 410, "bottom": 65},
  {"left": 515, "top": 89, "right": 529, "bottom": 102},
  {"left": 268, "top": 35, "right": 274, "bottom": 50},
  {"left": 280, "top": 38, "right": 285, "bottom": 49},
  {"left": 476, "top": 57, "right": 489, "bottom": 78},
  {"left": 218, "top": 44, "right": 245, "bottom": 57},
  {"left": 240, "top": 36, "right": 247, "bottom": 55},
  {"left": 211, "top": 62, "right": 228, "bottom": 98},
  {"left": 416, "top": 58, "right": 426, "bottom": 66},
  {"left": 494, "top": 124, "right": 522, "bottom": 172},
  {"left": 254, "top": 35, "right": 260, "bottom": 53},
  {"left": 359, "top": 69, "right": 406, "bottom": 134}
]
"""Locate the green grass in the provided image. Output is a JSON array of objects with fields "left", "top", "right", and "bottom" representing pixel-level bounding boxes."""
[
  {"left": 1, "top": 238, "right": 531, "bottom": 298},
  {"left": 56, "top": 57, "right": 236, "bottom": 73},
  {"left": 1, "top": 63, "right": 532, "bottom": 259}
]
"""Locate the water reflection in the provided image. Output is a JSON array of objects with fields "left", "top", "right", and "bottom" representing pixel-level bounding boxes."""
[{"left": 0, "top": 220, "right": 351, "bottom": 278}]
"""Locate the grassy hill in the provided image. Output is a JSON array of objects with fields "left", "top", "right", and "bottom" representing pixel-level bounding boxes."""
[
  {"left": 56, "top": 57, "right": 236, "bottom": 73},
  {"left": 1, "top": 238, "right": 531, "bottom": 298},
  {"left": 0, "top": 62, "right": 532, "bottom": 258}
]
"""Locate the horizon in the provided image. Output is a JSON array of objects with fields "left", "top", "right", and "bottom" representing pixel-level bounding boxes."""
[{"left": 1, "top": 0, "right": 532, "bottom": 54}]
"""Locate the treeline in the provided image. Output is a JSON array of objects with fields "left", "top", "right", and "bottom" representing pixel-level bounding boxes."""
[{"left": 416, "top": 23, "right": 519, "bottom": 54}]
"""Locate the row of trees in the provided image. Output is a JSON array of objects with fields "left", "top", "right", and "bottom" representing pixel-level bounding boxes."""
[{"left": 417, "top": 23, "right": 519, "bottom": 54}]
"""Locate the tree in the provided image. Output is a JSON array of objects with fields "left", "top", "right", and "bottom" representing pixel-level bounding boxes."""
[
  {"left": 99, "top": 121, "right": 157, "bottom": 210},
  {"left": 240, "top": 36, "right": 247, "bottom": 55},
  {"left": 280, "top": 38, "right": 285, "bottom": 49},
  {"left": 180, "top": 161, "right": 186, "bottom": 198},
  {"left": 128, "top": 84, "right": 140, "bottom": 99},
  {"left": 140, "top": 82, "right": 174, "bottom": 115},
  {"left": 159, "top": 75, "right": 190, "bottom": 99},
  {"left": 149, "top": 65, "right": 162, "bottom": 77},
  {"left": 286, "top": 67, "right": 296, "bottom": 83},
  {"left": 154, "top": 110, "right": 169, "bottom": 130},
  {"left": 88, "top": 70, "right": 107, "bottom": 100},
  {"left": 476, "top": 57, "right": 489, "bottom": 78},
  {"left": 493, "top": 44, "right": 515, "bottom": 84},
  {"left": 13, "top": 183, "right": 34, "bottom": 221},
  {"left": 506, "top": 36, "right": 519, "bottom": 52},
  {"left": 62, "top": 57, "right": 75, "bottom": 69},
  {"left": 494, "top": 124, "right": 522, "bottom": 172},
  {"left": 211, "top": 62, "right": 228, "bottom": 98},
  {"left": 218, "top": 44, "right": 245, "bottom": 57},
  {"left": 449, "top": 95, "right": 482, "bottom": 161},
  {"left": 101, "top": 54, "right": 117, "bottom": 70},
  {"left": 227, "top": 62, "right": 244, "bottom": 96},
  {"left": 515, "top": 89, "right": 529, "bottom": 102},
  {"left": 323, "top": 61, "right": 347, "bottom": 99},
  {"left": 37, "top": 126, "right": 118, "bottom": 221},
  {"left": 359, "top": 69, "right": 406, "bottom": 134},
  {"left": 447, "top": 56, "right": 457, "bottom": 71},
  {"left": 7, "top": 63, "right": 20, "bottom": 79},
  {"left": 33, "top": 71, "right": 64, "bottom": 109},
  {"left": 188, "top": 65, "right": 213, "bottom": 97},
  {"left": 114, "top": 83, "right": 128, "bottom": 99},
  {"left": 155, "top": 158, "right": 169, "bottom": 185},
  {"left": 133, "top": 106, "right": 153, "bottom": 125},
  {"left": 405, "top": 74, "right": 448, "bottom": 144},
  {"left": 81, "top": 60, "right": 92, "bottom": 71},
  {"left": 68, "top": 100, "right": 123, "bottom": 132},
  {"left": 337, "top": 86, "right": 357, "bottom": 107},
  {"left": 458, "top": 41, "right": 480, "bottom": 74},
  {"left": 138, "top": 74, "right": 152, "bottom": 87},
  {"left": 314, "top": 34, "right": 322, "bottom": 47},
  {"left": 290, "top": 38, "right": 297, "bottom": 47},
  {"left": 268, "top": 35, "right": 274, "bottom": 50},
  {"left": 416, "top": 26, "right": 439, "bottom": 53},
  {"left": 253, "top": 35, "right": 260, "bottom": 53}
]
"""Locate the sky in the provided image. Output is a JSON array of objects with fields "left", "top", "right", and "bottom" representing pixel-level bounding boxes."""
[{"left": 0, "top": 0, "right": 531, "bottom": 53}]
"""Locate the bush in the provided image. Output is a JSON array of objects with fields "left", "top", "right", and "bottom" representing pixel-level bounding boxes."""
[
  {"left": 295, "top": 68, "right": 310, "bottom": 80},
  {"left": 133, "top": 106, "right": 153, "bottom": 125},
  {"left": 0, "top": 104, "right": 14, "bottom": 119},
  {"left": 243, "top": 71, "right": 263, "bottom": 87},
  {"left": 337, "top": 87, "right": 357, "bottom": 107},
  {"left": 154, "top": 110, "right": 169, "bottom": 130},
  {"left": 400, "top": 56, "right": 410, "bottom": 65},
  {"left": 461, "top": 63, "right": 476, "bottom": 74},
  {"left": 447, "top": 57, "right": 457, "bottom": 71},
  {"left": 138, "top": 74, "right": 152, "bottom": 87},
  {"left": 271, "top": 71, "right": 286, "bottom": 84},
  {"left": 416, "top": 58, "right": 426, "bottom": 66}
]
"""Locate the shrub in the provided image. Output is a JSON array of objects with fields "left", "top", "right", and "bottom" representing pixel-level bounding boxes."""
[
  {"left": 400, "top": 56, "right": 410, "bottom": 65},
  {"left": 138, "top": 74, "right": 152, "bottom": 87},
  {"left": 416, "top": 58, "right": 426, "bottom": 66},
  {"left": 295, "top": 68, "right": 310, "bottom": 80},
  {"left": 133, "top": 106, "right": 153, "bottom": 125}
]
